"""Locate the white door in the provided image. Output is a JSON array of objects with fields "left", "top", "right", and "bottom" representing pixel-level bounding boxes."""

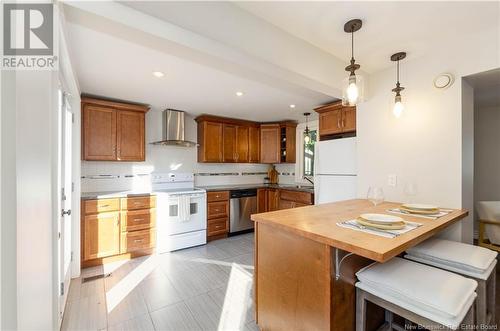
[
  {"left": 58, "top": 89, "right": 73, "bottom": 325},
  {"left": 315, "top": 137, "right": 357, "bottom": 175},
  {"left": 314, "top": 175, "right": 357, "bottom": 204}
]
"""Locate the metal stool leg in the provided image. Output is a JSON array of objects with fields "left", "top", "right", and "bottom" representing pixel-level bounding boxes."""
[{"left": 356, "top": 288, "right": 367, "bottom": 331}]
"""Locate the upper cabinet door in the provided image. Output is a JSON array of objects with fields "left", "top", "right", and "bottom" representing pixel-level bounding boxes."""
[
  {"left": 223, "top": 124, "right": 237, "bottom": 162},
  {"left": 117, "top": 110, "right": 145, "bottom": 161},
  {"left": 248, "top": 126, "right": 260, "bottom": 163},
  {"left": 260, "top": 124, "right": 280, "bottom": 164},
  {"left": 83, "top": 105, "right": 117, "bottom": 161},
  {"left": 285, "top": 125, "right": 296, "bottom": 163},
  {"left": 318, "top": 108, "right": 343, "bottom": 136},
  {"left": 199, "top": 121, "right": 223, "bottom": 162},
  {"left": 236, "top": 126, "right": 249, "bottom": 163},
  {"left": 342, "top": 107, "right": 356, "bottom": 133}
]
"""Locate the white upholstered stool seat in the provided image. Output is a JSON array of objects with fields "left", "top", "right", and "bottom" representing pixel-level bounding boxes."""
[
  {"left": 405, "top": 238, "right": 497, "bottom": 325},
  {"left": 355, "top": 257, "right": 477, "bottom": 330}
]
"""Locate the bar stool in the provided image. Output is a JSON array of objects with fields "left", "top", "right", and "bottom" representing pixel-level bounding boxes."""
[
  {"left": 405, "top": 238, "right": 497, "bottom": 326},
  {"left": 356, "top": 257, "right": 477, "bottom": 330}
]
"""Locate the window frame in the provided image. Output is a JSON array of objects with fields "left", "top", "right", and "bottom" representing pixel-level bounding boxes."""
[{"left": 295, "top": 120, "right": 319, "bottom": 185}]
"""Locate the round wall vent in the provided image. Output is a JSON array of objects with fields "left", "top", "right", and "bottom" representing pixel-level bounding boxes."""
[{"left": 433, "top": 73, "right": 454, "bottom": 89}]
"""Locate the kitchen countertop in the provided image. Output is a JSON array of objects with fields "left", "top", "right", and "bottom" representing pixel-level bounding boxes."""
[
  {"left": 81, "top": 191, "right": 155, "bottom": 200},
  {"left": 251, "top": 199, "right": 467, "bottom": 262},
  {"left": 198, "top": 183, "right": 315, "bottom": 194},
  {"left": 81, "top": 183, "right": 314, "bottom": 200}
]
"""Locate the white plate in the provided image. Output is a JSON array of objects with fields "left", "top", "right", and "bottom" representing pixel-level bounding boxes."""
[
  {"left": 402, "top": 203, "right": 439, "bottom": 211},
  {"left": 360, "top": 213, "right": 404, "bottom": 224}
]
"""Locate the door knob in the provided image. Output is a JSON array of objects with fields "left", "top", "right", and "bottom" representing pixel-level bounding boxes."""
[{"left": 61, "top": 209, "right": 72, "bottom": 216}]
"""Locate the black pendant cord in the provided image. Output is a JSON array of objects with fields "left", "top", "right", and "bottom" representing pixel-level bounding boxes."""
[
  {"left": 396, "top": 59, "right": 400, "bottom": 85},
  {"left": 351, "top": 31, "right": 354, "bottom": 62}
]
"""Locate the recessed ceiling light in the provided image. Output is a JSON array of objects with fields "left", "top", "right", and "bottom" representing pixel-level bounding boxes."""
[
  {"left": 152, "top": 71, "right": 165, "bottom": 78},
  {"left": 236, "top": 91, "right": 244, "bottom": 97},
  {"left": 289, "top": 104, "right": 296, "bottom": 109}
]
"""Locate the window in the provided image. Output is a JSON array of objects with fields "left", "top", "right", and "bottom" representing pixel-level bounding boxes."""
[{"left": 303, "top": 130, "right": 317, "bottom": 177}]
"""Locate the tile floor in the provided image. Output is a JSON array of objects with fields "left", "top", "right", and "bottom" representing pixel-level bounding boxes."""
[{"left": 62, "top": 233, "right": 258, "bottom": 331}]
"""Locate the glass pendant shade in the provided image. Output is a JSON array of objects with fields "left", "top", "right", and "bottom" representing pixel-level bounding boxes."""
[
  {"left": 393, "top": 94, "right": 404, "bottom": 118},
  {"left": 342, "top": 73, "right": 364, "bottom": 106},
  {"left": 304, "top": 133, "right": 310, "bottom": 143}
]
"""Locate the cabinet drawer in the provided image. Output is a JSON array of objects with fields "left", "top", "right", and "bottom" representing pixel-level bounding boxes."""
[
  {"left": 121, "top": 196, "right": 156, "bottom": 210},
  {"left": 121, "top": 228, "right": 156, "bottom": 253},
  {"left": 207, "top": 218, "right": 228, "bottom": 236},
  {"left": 83, "top": 198, "right": 120, "bottom": 215},
  {"left": 279, "top": 190, "right": 313, "bottom": 205},
  {"left": 207, "top": 201, "right": 229, "bottom": 219},
  {"left": 121, "top": 209, "right": 156, "bottom": 232},
  {"left": 207, "top": 191, "right": 229, "bottom": 202}
]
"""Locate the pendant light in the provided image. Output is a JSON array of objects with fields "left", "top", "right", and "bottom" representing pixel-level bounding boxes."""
[
  {"left": 391, "top": 52, "right": 406, "bottom": 118},
  {"left": 303, "top": 112, "right": 311, "bottom": 143},
  {"left": 342, "top": 19, "right": 364, "bottom": 106}
]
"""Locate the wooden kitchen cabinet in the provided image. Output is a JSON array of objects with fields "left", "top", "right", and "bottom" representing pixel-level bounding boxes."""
[
  {"left": 197, "top": 121, "right": 224, "bottom": 162},
  {"left": 267, "top": 189, "right": 280, "bottom": 211},
  {"left": 206, "top": 190, "right": 230, "bottom": 241},
  {"left": 260, "top": 122, "right": 297, "bottom": 164},
  {"left": 83, "top": 212, "right": 121, "bottom": 260},
  {"left": 196, "top": 115, "right": 296, "bottom": 164},
  {"left": 342, "top": 106, "right": 356, "bottom": 133},
  {"left": 82, "top": 105, "right": 117, "bottom": 160},
  {"left": 82, "top": 97, "right": 149, "bottom": 161},
  {"left": 260, "top": 124, "right": 280, "bottom": 164},
  {"left": 278, "top": 189, "right": 314, "bottom": 210},
  {"left": 236, "top": 126, "right": 249, "bottom": 162},
  {"left": 281, "top": 122, "right": 296, "bottom": 163},
  {"left": 81, "top": 195, "right": 156, "bottom": 267},
  {"left": 223, "top": 124, "right": 237, "bottom": 162},
  {"left": 315, "top": 101, "right": 356, "bottom": 139},
  {"left": 257, "top": 188, "right": 268, "bottom": 213},
  {"left": 257, "top": 188, "right": 313, "bottom": 212},
  {"left": 249, "top": 126, "right": 260, "bottom": 163},
  {"left": 117, "top": 110, "right": 145, "bottom": 161}
]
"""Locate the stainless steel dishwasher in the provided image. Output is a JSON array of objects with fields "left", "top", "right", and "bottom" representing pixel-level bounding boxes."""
[{"left": 229, "top": 189, "right": 257, "bottom": 233}]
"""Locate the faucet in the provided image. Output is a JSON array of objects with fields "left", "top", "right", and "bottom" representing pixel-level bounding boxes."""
[{"left": 303, "top": 176, "right": 314, "bottom": 186}]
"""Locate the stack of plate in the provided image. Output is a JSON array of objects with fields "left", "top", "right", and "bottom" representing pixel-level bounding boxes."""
[
  {"left": 356, "top": 213, "right": 406, "bottom": 230},
  {"left": 400, "top": 203, "right": 440, "bottom": 215}
]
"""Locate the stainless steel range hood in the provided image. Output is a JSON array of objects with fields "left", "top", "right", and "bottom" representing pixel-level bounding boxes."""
[{"left": 151, "top": 109, "right": 198, "bottom": 147}]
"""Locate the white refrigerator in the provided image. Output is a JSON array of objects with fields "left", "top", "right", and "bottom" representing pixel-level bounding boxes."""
[{"left": 314, "top": 137, "right": 357, "bottom": 204}]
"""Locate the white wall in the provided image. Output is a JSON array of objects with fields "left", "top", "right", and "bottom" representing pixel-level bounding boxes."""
[
  {"left": 357, "top": 27, "right": 499, "bottom": 242},
  {"left": 1, "top": 71, "right": 18, "bottom": 331},
  {"left": 15, "top": 70, "right": 58, "bottom": 331},
  {"left": 474, "top": 105, "right": 500, "bottom": 222}
]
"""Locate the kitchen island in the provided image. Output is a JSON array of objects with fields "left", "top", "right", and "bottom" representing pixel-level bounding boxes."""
[{"left": 250, "top": 199, "right": 468, "bottom": 331}]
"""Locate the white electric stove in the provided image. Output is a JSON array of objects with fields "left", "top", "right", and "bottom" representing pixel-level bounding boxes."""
[{"left": 152, "top": 173, "right": 206, "bottom": 253}]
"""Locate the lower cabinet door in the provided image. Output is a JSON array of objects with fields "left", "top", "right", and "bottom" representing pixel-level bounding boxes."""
[
  {"left": 278, "top": 199, "right": 295, "bottom": 210},
  {"left": 83, "top": 212, "right": 121, "bottom": 260},
  {"left": 121, "top": 228, "right": 156, "bottom": 253}
]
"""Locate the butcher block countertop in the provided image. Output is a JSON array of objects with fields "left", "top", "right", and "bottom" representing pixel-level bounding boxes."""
[{"left": 251, "top": 199, "right": 468, "bottom": 263}]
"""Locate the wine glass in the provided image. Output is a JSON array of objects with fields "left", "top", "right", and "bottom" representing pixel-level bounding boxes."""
[
  {"left": 404, "top": 182, "right": 418, "bottom": 203},
  {"left": 367, "top": 186, "right": 384, "bottom": 206}
]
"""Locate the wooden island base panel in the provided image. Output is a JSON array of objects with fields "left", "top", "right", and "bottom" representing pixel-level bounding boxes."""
[{"left": 251, "top": 199, "right": 468, "bottom": 331}]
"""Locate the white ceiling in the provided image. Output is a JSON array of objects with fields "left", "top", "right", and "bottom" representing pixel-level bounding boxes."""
[
  {"left": 236, "top": 1, "right": 499, "bottom": 73},
  {"left": 66, "top": 22, "right": 329, "bottom": 121},
  {"left": 64, "top": 1, "right": 499, "bottom": 122}
]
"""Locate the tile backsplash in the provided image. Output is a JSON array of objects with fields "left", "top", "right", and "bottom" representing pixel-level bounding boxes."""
[{"left": 81, "top": 159, "right": 296, "bottom": 192}]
